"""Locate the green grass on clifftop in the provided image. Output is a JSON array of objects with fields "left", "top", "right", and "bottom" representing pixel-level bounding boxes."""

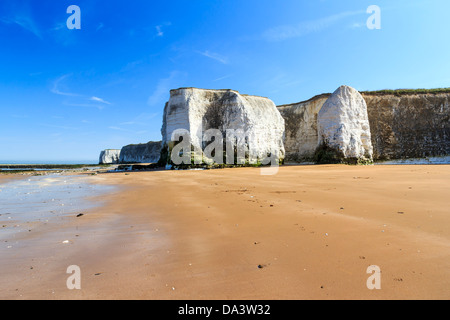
[{"left": 361, "top": 88, "right": 450, "bottom": 96}]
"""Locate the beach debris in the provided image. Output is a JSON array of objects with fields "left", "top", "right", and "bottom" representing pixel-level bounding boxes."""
[
  {"left": 397, "top": 211, "right": 405, "bottom": 215},
  {"left": 254, "top": 241, "right": 260, "bottom": 245},
  {"left": 257, "top": 264, "right": 267, "bottom": 269},
  {"left": 62, "top": 240, "right": 70, "bottom": 244},
  {"left": 76, "top": 213, "right": 84, "bottom": 218}
]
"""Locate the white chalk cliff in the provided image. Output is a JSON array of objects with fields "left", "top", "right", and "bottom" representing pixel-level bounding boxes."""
[
  {"left": 278, "top": 94, "right": 330, "bottom": 162},
  {"left": 162, "top": 88, "right": 285, "bottom": 164},
  {"left": 318, "top": 85, "right": 373, "bottom": 161},
  {"left": 119, "top": 141, "right": 161, "bottom": 164},
  {"left": 99, "top": 149, "right": 121, "bottom": 164},
  {"left": 98, "top": 85, "right": 448, "bottom": 166}
]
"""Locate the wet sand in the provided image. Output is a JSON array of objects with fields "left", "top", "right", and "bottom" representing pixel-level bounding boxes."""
[
  {"left": 0, "top": 174, "right": 23, "bottom": 184},
  {"left": 0, "top": 165, "right": 449, "bottom": 300}
]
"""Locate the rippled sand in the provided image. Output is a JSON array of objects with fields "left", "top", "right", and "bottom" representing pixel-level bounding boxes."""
[{"left": 0, "top": 165, "right": 449, "bottom": 300}]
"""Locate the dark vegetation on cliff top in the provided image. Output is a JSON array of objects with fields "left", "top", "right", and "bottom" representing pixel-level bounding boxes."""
[
  {"left": 278, "top": 88, "right": 450, "bottom": 107},
  {"left": 361, "top": 88, "right": 450, "bottom": 96}
]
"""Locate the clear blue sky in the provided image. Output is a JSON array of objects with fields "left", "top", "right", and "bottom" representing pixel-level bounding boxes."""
[{"left": 1, "top": 0, "right": 449, "bottom": 163}]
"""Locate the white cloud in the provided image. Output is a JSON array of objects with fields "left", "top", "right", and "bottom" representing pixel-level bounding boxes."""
[
  {"left": 51, "top": 74, "right": 111, "bottom": 109},
  {"left": 63, "top": 102, "right": 106, "bottom": 110},
  {"left": 155, "top": 22, "right": 171, "bottom": 37},
  {"left": 262, "top": 10, "right": 364, "bottom": 41},
  {"left": 90, "top": 96, "right": 111, "bottom": 105},
  {"left": 148, "top": 71, "right": 184, "bottom": 107},
  {"left": 197, "top": 50, "right": 229, "bottom": 64},
  {"left": 51, "top": 74, "right": 80, "bottom": 97},
  {"left": 119, "top": 113, "right": 160, "bottom": 126},
  {"left": 156, "top": 25, "right": 164, "bottom": 37},
  {"left": 120, "top": 59, "right": 144, "bottom": 72},
  {"left": 96, "top": 23, "right": 104, "bottom": 32},
  {"left": 350, "top": 22, "right": 364, "bottom": 29},
  {"left": 39, "top": 123, "right": 80, "bottom": 131},
  {"left": 108, "top": 126, "right": 127, "bottom": 131},
  {"left": 50, "top": 22, "right": 65, "bottom": 31},
  {"left": 213, "top": 74, "right": 233, "bottom": 82},
  {"left": 107, "top": 126, "right": 148, "bottom": 135},
  {"left": 0, "top": 14, "right": 42, "bottom": 39}
]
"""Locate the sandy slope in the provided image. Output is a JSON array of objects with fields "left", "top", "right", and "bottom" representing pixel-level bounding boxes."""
[{"left": 0, "top": 165, "right": 449, "bottom": 300}]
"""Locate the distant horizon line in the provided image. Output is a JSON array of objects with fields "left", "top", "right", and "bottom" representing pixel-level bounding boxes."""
[{"left": 0, "top": 160, "right": 98, "bottom": 165}]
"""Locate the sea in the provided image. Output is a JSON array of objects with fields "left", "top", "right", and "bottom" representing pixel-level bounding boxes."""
[
  {"left": 0, "top": 160, "right": 97, "bottom": 165},
  {"left": 0, "top": 174, "right": 116, "bottom": 243}
]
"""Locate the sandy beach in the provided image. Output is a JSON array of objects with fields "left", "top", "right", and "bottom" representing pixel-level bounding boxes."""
[{"left": 0, "top": 164, "right": 449, "bottom": 300}]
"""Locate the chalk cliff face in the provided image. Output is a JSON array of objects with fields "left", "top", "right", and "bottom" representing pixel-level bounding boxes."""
[
  {"left": 162, "top": 88, "right": 285, "bottom": 164},
  {"left": 119, "top": 141, "right": 162, "bottom": 164},
  {"left": 364, "top": 93, "right": 450, "bottom": 160},
  {"left": 100, "top": 87, "right": 448, "bottom": 166},
  {"left": 278, "top": 87, "right": 450, "bottom": 162},
  {"left": 278, "top": 94, "right": 330, "bottom": 162},
  {"left": 99, "top": 149, "right": 121, "bottom": 164},
  {"left": 318, "top": 85, "right": 373, "bottom": 162}
]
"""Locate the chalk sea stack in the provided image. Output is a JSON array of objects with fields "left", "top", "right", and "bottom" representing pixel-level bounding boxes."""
[
  {"left": 161, "top": 88, "right": 286, "bottom": 165},
  {"left": 317, "top": 85, "right": 373, "bottom": 164},
  {"left": 99, "top": 149, "right": 121, "bottom": 164},
  {"left": 119, "top": 141, "right": 162, "bottom": 164},
  {"left": 278, "top": 86, "right": 450, "bottom": 163}
]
